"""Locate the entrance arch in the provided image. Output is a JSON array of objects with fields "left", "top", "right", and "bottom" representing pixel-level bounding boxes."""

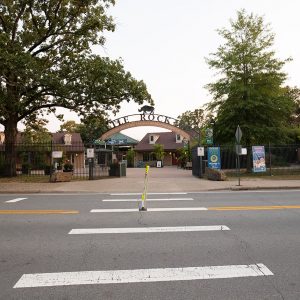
[{"left": 100, "top": 114, "right": 190, "bottom": 140}]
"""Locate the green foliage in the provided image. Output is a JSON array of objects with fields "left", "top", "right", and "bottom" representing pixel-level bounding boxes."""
[
  {"left": 175, "top": 107, "right": 215, "bottom": 145},
  {"left": 0, "top": 0, "right": 152, "bottom": 176},
  {"left": 152, "top": 144, "right": 165, "bottom": 161},
  {"left": 175, "top": 108, "right": 206, "bottom": 131},
  {"left": 59, "top": 121, "right": 80, "bottom": 133},
  {"left": 206, "top": 9, "right": 294, "bottom": 145},
  {"left": 78, "top": 113, "right": 110, "bottom": 144},
  {"left": 63, "top": 163, "right": 73, "bottom": 172},
  {"left": 177, "top": 146, "right": 192, "bottom": 168},
  {"left": 22, "top": 118, "right": 52, "bottom": 144},
  {"left": 126, "top": 148, "right": 135, "bottom": 167}
]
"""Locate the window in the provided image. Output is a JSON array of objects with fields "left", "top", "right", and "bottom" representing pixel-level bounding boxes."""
[
  {"left": 143, "top": 153, "right": 156, "bottom": 161},
  {"left": 143, "top": 153, "right": 150, "bottom": 161}
]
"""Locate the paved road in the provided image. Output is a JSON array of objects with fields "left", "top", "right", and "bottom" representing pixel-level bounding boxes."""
[{"left": 1, "top": 190, "right": 300, "bottom": 299}]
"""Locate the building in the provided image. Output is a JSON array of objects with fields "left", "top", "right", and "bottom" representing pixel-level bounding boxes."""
[
  {"left": 134, "top": 132, "right": 187, "bottom": 167},
  {"left": 0, "top": 132, "right": 85, "bottom": 173}
]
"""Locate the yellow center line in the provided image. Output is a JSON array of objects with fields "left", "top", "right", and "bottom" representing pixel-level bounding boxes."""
[
  {"left": 207, "top": 205, "right": 300, "bottom": 211},
  {"left": 0, "top": 210, "right": 79, "bottom": 215}
]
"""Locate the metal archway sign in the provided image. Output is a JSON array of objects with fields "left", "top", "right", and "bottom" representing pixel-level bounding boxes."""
[{"left": 100, "top": 114, "right": 190, "bottom": 141}]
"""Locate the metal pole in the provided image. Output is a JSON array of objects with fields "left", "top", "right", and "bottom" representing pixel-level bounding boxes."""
[
  {"left": 199, "top": 129, "right": 203, "bottom": 178},
  {"left": 237, "top": 153, "right": 241, "bottom": 186},
  {"left": 269, "top": 141, "right": 272, "bottom": 176},
  {"left": 50, "top": 140, "right": 53, "bottom": 182}
]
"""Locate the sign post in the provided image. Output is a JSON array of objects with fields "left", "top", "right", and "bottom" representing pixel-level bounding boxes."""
[
  {"left": 87, "top": 148, "right": 95, "bottom": 180},
  {"left": 235, "top": 125, "right": 242, "bottom": 186}
]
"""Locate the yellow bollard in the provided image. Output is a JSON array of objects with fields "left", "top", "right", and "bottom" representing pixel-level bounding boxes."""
[{"left": 139, "top": 165, "right": 150, "bottom": 211}]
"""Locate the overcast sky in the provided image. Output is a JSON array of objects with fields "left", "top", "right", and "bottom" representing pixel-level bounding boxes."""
[{"left": 4, "top": 1, "right": 300, "bottom": 140}]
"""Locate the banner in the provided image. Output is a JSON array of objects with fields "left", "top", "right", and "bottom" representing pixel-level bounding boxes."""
[
  {"left": 252, "top": 146, "right": 266, "bottom": 172},
  {"left": 208, "top": 147, "right": 221, "bottom": 169},
  {"left": 205, "top": 128, "right": 213, "bottom": 145}
]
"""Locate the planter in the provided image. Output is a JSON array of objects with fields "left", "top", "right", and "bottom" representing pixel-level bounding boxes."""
[{"left": 50, "top": 171, "right": 72, "bottom": 182}]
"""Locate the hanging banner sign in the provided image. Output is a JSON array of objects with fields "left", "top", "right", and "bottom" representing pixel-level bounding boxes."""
[
  {"left": 252, "top": 146, "right": 266, "bottom": 172},
  {"left": 205, "top": 128, "right": 213, "bottom": 145},
  {"left": 208, "top": 147, "right": 221, "bottom": 169},
  {"left": 52, "top": 151, "right": 63, "bottom": 158}
]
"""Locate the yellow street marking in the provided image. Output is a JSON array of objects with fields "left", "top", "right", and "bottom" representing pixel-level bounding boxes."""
[
  {"left": 0, "top": 210, "right": 79, "bottom": 215},
  {"left": 207, "top": 205, "right": 300, "bottom": 211}
]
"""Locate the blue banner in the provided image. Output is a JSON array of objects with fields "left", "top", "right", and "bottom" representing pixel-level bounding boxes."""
[
  {"left": 208, "top": 147, "right": 221, "bottom": 169},
  {"left": 252, "top": 146, "right": 266, "bottom": 172}
]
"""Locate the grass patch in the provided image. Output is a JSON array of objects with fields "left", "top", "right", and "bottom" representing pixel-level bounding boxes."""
[{"left": 0, "top": 175, "right": 50, "bottom": 183}]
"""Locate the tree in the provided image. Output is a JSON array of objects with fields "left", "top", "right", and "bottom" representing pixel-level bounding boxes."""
[
  {"left": 0, "top": 1, "right": 152, "bottom": 176},
  {"left": 152, "top": 144, "right": 165, "bottom": 161},
  {"left": 77, "top": 113, "right": 110, "bottom": 144},
  {"left": 175, "top": 107, "right": 215, "bottom": 145},
  {"left": 59, "top": 121, "right": 80, "bottom": 133},
  {"left": 205, "top": 10, "right": 294, "bottom": 169},
  {"left": 175, "top": 108, "right": 206, "bottom": 131},
  {"left": 126, "top": 148, "right": 135, "bottom": 168},
  {"left": 22, "top": 118, "right": 52, "bottom": 144}
]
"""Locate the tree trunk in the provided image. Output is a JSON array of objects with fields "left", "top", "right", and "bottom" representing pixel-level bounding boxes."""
[{"left": 4, "top": 118, "right": 18, "bottom": 177}]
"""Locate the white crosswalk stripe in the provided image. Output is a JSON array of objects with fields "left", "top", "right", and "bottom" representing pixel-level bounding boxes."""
[
  {"left": 5, "top": 198, "right": 27, "bottom": 203},
  {"left": 68, "top": 225, "right": 230, "bottom": 234},
  {"left": 91, "top": 207, "right": 208, "bottom": 213},
  {"left": 14, "top": 264, "right": 273, "bottom": 288},
  {"left": 102, "top": 198, "right": 194, "bottom": 202}
]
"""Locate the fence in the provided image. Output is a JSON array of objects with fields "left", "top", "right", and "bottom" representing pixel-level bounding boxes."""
[
  {"left": 192, "top": 144, "right": 300, "bottom": 177},
  {"left": 0, "top": 142, "right": 112, "bottom": 179}
]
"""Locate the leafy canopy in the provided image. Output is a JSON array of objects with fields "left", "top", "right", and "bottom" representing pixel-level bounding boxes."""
[
  {"left": 206, "top": 9, "right": 293, "bottom": 145},
  {"left": 0, "top": 0, "right": 152, "bottom": 127},
  {"left": 0, "top": 0, "right": 152, "bottom": 176}
]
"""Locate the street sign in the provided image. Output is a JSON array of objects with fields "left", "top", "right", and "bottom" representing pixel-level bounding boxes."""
[
  {"left": 197, "top": 147, "right": 204, "bottom": 157},
  {"left": 235, "top": 125, "right": 242, "bottom": 143},
  {"left": 86, "top": 148, "right": 94, "bottom": 158}
]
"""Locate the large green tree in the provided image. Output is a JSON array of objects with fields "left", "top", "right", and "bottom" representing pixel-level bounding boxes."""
[
  {"left": 77, "top": 113, "right": 110, "bottom": 144},
  {"left": 0, "top": 1, "right": 152, "bottom": 176},
  {"left": 206, "top": 10, "right": 294, "bottom": 150}
]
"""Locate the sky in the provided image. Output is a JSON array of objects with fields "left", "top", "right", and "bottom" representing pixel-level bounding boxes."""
[{"left": 3, "top": 0, "right": 300, "bottom": 140}]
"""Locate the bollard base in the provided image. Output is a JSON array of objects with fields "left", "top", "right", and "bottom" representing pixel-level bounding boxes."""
[{"left": 139, "top": 207, "right": 147, "bottom": 211}]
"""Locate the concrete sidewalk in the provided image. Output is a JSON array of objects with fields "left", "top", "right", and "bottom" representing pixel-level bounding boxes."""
[{"left": 1, "top": 167, "right": 300, "bottom": 194}]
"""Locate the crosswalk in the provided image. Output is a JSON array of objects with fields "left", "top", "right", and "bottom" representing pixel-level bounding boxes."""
[{"left": 13, "top": 192, "right": 274, "bottom": 290}]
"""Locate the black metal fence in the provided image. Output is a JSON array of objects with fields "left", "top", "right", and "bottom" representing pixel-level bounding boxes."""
[
  {"left": 192, "top": 144, "right": 300, "bottom": 177},
  {"left": 0, "top": 142, "right": 113, "bottom": 179}
]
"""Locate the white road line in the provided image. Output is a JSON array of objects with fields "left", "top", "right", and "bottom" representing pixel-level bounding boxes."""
[
  {"left": 5, "top": 198, "right": 27, "bottom": 203},
  {"left": 90, "top": 207, "right": 208, "bottom": 213},
  {"left": 110, "top": 192, "right": 188, "bottom": 196},
  {"left": 102, "top": 198, "right": 194, "bottom": 202},
  {"left": 14, "top": 263, "right": 273, "bottom": 288},
  {"left": 69, "top": 225, "right": 230, "bottom": 235}
]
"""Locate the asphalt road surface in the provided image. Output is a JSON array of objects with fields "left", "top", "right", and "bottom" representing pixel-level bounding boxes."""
[{"left": 1, "top": 189, "right": 300, "bottom": 299}]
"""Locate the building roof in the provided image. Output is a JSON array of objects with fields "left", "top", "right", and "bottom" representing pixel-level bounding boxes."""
[
  {"left": 0, "top": 132, "right": 85, "bottom": 152},
  {"left": 135, "top": 132, "right": 185, "bottom": 151},
  {"left": 105, "top": 132, "right": 139, "bottom": 145}
]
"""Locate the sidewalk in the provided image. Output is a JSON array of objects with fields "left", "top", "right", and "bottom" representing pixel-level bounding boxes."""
[{"left": 1, "top": 167, "right": 300, "bottom": 193}]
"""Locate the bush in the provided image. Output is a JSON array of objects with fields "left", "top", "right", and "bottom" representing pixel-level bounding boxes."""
[
  {"left": 22, "top": 163, "right": 32, "bottom": 174},
  {"left": 63, "top": 163, "right": 74, "bottom": 172}
]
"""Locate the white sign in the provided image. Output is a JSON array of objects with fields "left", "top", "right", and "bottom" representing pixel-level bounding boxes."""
[
  {"left": 156, "top": 160, "right": 162, "bottom": 168},
  {"left": 197, "top": 147, "right": 204, "bottom": 157},
  {"left": 241, "top": 148, "right": 247, "bottom": 155},
  {"left": 52, "top": 151, "right": 63, "bottom": 158},
  {"left": 86, "top": 148, "right": 95, "bottom": 158}
]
